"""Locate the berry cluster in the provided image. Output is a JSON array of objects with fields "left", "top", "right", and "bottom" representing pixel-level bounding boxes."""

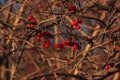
[
  {"left": 37, "top": 32, "right": 41, "bottom": 41},
  {"left": 68, "top": 5, "right": 76, "bottom": 11},
  {"left": 27, "top": 15, "right": 37, "bottom": 28},
  {"left": 55, "top": 39, "right": 81, "bottom": 50},
  {"left": 37, "top": 31, "right": 53, "bottom": 41},
  {"left": 72, "top": 19, "right": 82, "bottom": 30},
  {"left": 55, "top": 43, "right": 65, "bottom": 49},
  {"left": 43, "top": 40, "right": 50, "bottom": 48},
  {"left": 37, "top": 31, "right": 53, "bottom": 48},
  {"left": 105, "top": 63, "right": 115, "bottom": 70}
]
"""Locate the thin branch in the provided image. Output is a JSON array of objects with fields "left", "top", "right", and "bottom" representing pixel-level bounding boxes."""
[{"left": 29, "top": 72, "right": 87, "bottom": 80}]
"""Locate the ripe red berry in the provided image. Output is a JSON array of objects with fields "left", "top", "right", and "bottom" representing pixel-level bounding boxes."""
[
  {"left": 41, "top": 31, "right": 47, "bottom": 37},
  {"left": 37, "top": 36, "right": 41, "bottom": 41},
  {"left": 37, "top": 32, "right": 41, "bottom": 37},
  {"left": 31, "top": 19, "right": 36, "bottom": 24},
  {"left": 55, "top": 43, "right": 65, "bottom": 49},
  {"left": 46, "top": 32, "right": 53, "bottom": 38},
  {"left": 55, "top": 43, "right": 61, "bottom": 48},
  {"left": 28, "top": 15, "right": 33, "bottom": 21},
  {"left": 116, "top": 47, "right": 120, "bottom": 51},
  {"left": 41, "top": 31, "right": 53, "bottom": 38},
  {"left": 65, "top": 39, "right": 71, "bottom": 45},
  {"left": 72, "top": 20, "right": 78, "bottom": 25},
  {"left": 46, "top": 40, "right": 50, "bottom": 45},
  {"left": 110, "top": 63, "right": 114, "bottom": 68},
  {"left": 68, "top": 42, "right": 75, "bottom": 46},
  {"left": 72, "top": 19, "right": 82, "bottom": 26},
  {"left": 27, "top": 24, "right": 34, "bottom": 28},
  {"left": 43, "top": 41, "right": 47, "bottom": 46},
  {"left": 105, "top": 65, "right": 109, "bottom": 70},
  {"left": 27, "top": 24, "right": 31, "bottom": 28},
  {"left": 76, "top": 25, "right": 80, "bottom": 29},
  {"left": 68, "top": 5, "right": 76, "bottom": 11},
  {"left": 44, "top": 44, "right": 50, "bottom": 48},
  {"left": 60, "top": 43, "right": 65, "bottom": 48},
  {"left": 73, "top": 43, "right": 81, "bottom": 50},
  {"left": 43, "top": 40, "right": 50, "bottom": 48},
  {"left": 30, "top": 24, "right": 34, "bottom": 28},
  {"left": 73, "top": 25, "right": 80, "bottom": 30},
  {"left": 65, "top": 40, "right": 75, "bottom": 46}
]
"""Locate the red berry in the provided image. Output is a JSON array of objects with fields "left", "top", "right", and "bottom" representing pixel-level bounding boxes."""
[
  {"left": 73, "top": 25, "right": 80, "bottom": 29},
  {"left": 73, "top": 25, "right": 76, "bottom": 29},
  {"left": 73, "top": 43, "right": 81, "bottom": 50},
  {"left": 72, "top": 19, "right": 82, "bottom": 26},
  {"left": 37, "top": 36, "right": 41, "bottom": 41},
  {"left": 43, "top": 41, "right": 47, "bottom": 46},
  {"left": 28, "top": 15, "right": 33, "bottom": 20},
  {"left": 116, "top": 47, "right": 120, "bottom": 51},
  {"left": 72, "top": 20, "right": 78, "bottom": 25},
  {"left": 31, "top": 19, "right": 36, "bottom": 24},
  {"left": 55, "top": 43, "right": 65, "bottom": 49},
  {"left": 65, "top": 39, "right": 71, "bottom": 45},
  {"left": 65, "top": 40, "right": 75, "bottom": 46},
  {"left": 68, "top": 5, "right": 76, "bottom": 11},
  {"left": 75, "top": 25, "right": 80, "bottom": 29},
  {"left": 68, "top": 42, "right": 74, "bottom": 46},
  {"left": 37, "top": 32, "right": 41, "bottom": 37},
  {"left": 43, "top": 40, "right": 50, "bottom": 48},
  {"left": 44, "top": 44, "right": 49, "bottom": 48},
  {"left": 60, "top": 43, "right": 65, "bottom": 48},
  {"left": 41, "top": 31, "right": 53, "bottom": 38},
  {"left": 30, "top": 24, "right": 34, "bottom": 28},
  {"left": 110, "top": 63, "right": 114, "bottom": 68},
  {"left": 27, "top": 24, "right": 31, "bottom": 28},
  {"left": 105, "top": 65, "right": 109, "bottom": 70},
  {"left": 27, "top": 24, "right": 34, "bottom": 28},
  {"left": 41, "top": 31, "right": 47, "bottom": 37},
  {"left": 46, "top": 40, "right": 50, "bottom": 45},
  {"left": 46, "top": 32, "right": 53, "bottom": 38},
  {"left": 55, "top": 43, "right": 61, "bottom": 48}
]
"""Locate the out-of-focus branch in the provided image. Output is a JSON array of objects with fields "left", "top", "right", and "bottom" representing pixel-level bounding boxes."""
[
  {"left": 0, "top": 2, "right": 15, "bottom": 12},
  {"left": 97, "top": 69, "right": 120, "bottom": 80},
  {"left": 13, "top": 0, "right": 28, "bottom": 28},
  {"left": 29, "top": 72, "right": 87, "bottom": 80}
]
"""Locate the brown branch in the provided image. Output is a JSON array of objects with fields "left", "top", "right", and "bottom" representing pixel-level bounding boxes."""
[
  {"left": 29, "top": 72, "right": 87, "bottom": 80},
  {"left": 96, "top": 69, "right": 120, "bottom": 80},
  {"left": 85, "top": 1, "right": 120, "bottom": 13}
]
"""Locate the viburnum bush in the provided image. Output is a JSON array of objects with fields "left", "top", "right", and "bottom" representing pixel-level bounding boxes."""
[{"left": 0, "top": 0, "right": 120, "bottom": 80}]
